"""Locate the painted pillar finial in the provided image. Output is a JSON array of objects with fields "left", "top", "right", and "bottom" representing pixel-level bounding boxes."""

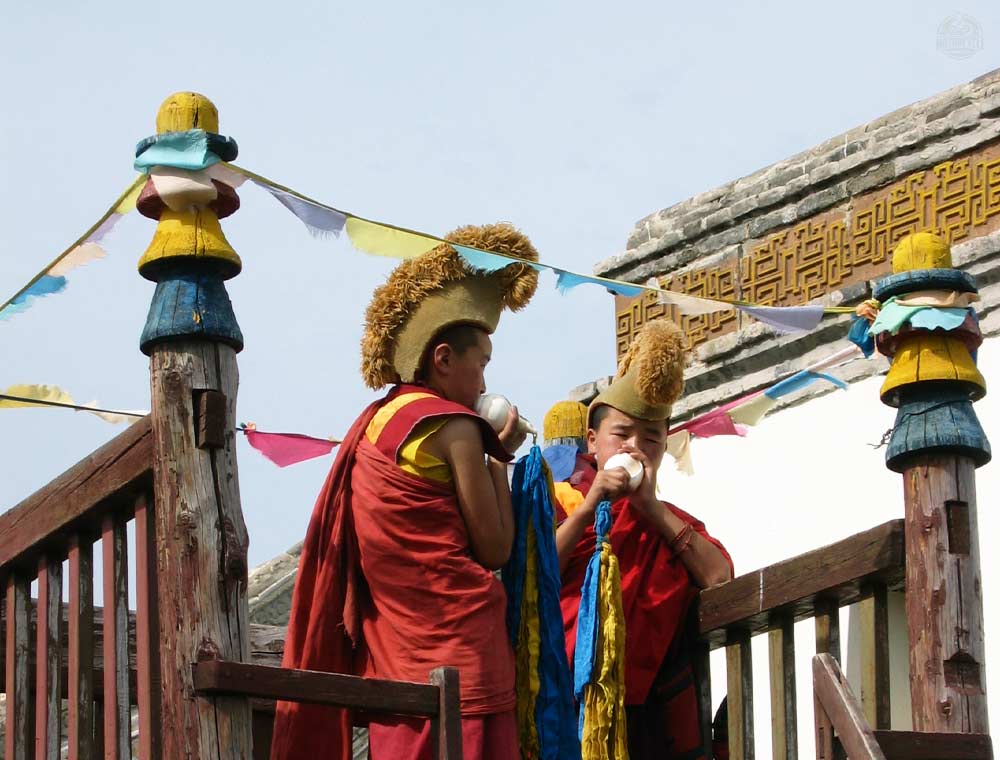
[
  {"left": 138, "top": 92, "right": 253, "bottom": 758},
  {"left": 874, "top": 231, "right": 989, "bottom": 470},
  {"left": 870, "top": 231, "right": 990, "bottom": 734},
  {"left": 136, "top": 91, "right": 243, "bottom": 353}
]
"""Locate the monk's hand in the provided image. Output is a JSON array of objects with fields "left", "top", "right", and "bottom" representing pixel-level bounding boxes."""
[
  {"left": 590, "top": 467, "right": 631, "bottom": 504},
  {"left": 497, "top": 405, "right": 526, "bottom": 454},
  {"left": 620, "top": 446, "right": 661, "bottom": 520}
]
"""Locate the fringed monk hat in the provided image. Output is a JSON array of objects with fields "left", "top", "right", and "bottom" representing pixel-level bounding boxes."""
[
  {"left": 361, "top": 223, "right": 539, "bottom": 389},
  {"left": 543, "top": 400, "right": 589, "bottom": 449},
  {"left": 589, "top": 318, "right": 687, "bottom": 427}
]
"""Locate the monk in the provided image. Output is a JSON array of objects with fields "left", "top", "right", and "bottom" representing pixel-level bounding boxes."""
[
  {"left": 554, "top": 319, "right": 733, "bottom": 759},
  {"left": 270, "top": 223, "right": 540, "bottom": 760}
]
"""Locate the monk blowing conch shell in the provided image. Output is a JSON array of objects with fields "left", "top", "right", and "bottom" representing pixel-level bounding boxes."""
[{"left": 270, "top": 222, "right": 540, "bottom": 760}]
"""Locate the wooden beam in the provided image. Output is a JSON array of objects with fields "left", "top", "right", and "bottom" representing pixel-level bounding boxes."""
[
  {"left": 0, "top": 417, "right": 152, "bottom": 571},
  {"left": 902, "top": 455, "right": 988, "bottom": 733},
  {"left": 812, "top": 654, "right": 886, "bottom": 760},
  {"left": 699, "top": 521, "right": 903, "bottom": 648},
  {"left": 872, "top": 730, "right": 992, "bottom": 759},
  {"left": 192, "top": 661, "right": 440, "bottom": 717},
  {"left": 150, "top": 342, "right": 252, "bottom": 759},
  {"left": 429, "top": 667, "right": 463, "bottom": 760}
]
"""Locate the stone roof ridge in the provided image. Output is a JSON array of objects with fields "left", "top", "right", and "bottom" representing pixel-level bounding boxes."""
[
  {"left": 595, "top": 67, "right": 1000, "bottom": 280},
  {"left": 248, "top": 541, "right": 303, "bottom": 624}
]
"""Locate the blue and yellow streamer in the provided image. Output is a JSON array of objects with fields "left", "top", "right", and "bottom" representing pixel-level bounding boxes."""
[
  {"left": 574, "top": 501, "right": 628, "bottom": 760},
  {"left": 505, "top": 446, "right": 579, "bottom": 760}
]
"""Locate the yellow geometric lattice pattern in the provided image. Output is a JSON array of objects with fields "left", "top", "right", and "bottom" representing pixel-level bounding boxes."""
[{"left": 615, "top": 142, "right": 1000, "bottom": 357}]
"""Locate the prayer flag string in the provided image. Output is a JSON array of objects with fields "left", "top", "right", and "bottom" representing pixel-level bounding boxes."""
[{"left": 0, "top": 164, "right": 856, "bottom": 326}]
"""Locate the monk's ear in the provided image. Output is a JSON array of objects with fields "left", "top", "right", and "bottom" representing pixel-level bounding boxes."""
[
  {"left": 586, "top": 427, "right": 598, "bottom": 455},
  {"left": 431, "top": 343, "right": 453, "bottom": 374}
]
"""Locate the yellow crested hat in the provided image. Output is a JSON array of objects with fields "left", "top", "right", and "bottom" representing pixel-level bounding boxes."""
[
  {"left": 589, "top": 318, "right": 687, "bottom": 425},
  {"left": 543, "top": 400, "right": 589, "bottom": 445},
  {"left": 360, "top": 223, "right": 539, "bottom": 389}
]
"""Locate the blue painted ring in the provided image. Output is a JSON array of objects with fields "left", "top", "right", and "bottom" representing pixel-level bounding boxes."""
[{"left": 873, "top": 269, "right": 977, "bottom": 301}]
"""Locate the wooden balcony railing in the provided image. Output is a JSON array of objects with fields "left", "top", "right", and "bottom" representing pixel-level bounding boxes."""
[
  {"left": 1, "top": 416, "right": 154, "bottom": 760},
  {"left": 693, "top": 520, "right": 906, "bottom": 760},
  {"left": 0, "top": 418, "right": 463, "bottom": 760}
]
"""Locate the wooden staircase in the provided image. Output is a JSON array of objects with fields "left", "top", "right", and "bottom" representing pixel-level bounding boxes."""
[{"left": 813, "top": 654, "right": 992, "bottom": 760}]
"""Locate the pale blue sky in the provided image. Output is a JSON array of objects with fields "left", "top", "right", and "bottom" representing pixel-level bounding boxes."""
[{"left": 2, "top": 1, "right": 998, "bottom": 567}]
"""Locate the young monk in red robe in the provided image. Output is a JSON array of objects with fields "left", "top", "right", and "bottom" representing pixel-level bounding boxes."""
[
  {"left": 554, "top": 319, "right": 734, "bottom": 759},
  {"left": 270, "top": 223, "right": 540, "bottom": 760}
]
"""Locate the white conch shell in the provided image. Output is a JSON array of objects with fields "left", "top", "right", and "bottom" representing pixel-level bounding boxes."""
[
  {"left": 604, "top": 452, "right": 644, "bottom": 492},
  {"left": 475, "top": 393, "right": 537, "bottom": 438}
]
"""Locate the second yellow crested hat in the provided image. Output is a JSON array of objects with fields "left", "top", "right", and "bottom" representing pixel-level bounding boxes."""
[
  {"left": 543, "top": 400, "right": 588, "bottom": 444},
  {"left": 360, "top": 223, "right": 539, "bottom": 389},
  {"left": 589, "top": 318, "right": 687, "bottom": 425}
]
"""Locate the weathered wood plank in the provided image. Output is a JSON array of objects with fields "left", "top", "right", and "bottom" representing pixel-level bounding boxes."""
[
  {"left": 699, "top": 521, "right": 904, "bottom": 648},
  {"left": 902, "top": 455, "right": 988, "bottom": 732},
  {"left": 35, "top": 556, "right": 62, "bottom": 760},
  {"left": 872, "top": 730, "right": 992, "bottom": 759},
  {"left": 429, "top": 667, "right": 462, "bottom": 760},
  {"left": 768, "top": 613, "right": 797, "bottom": 760},
  {"left": 134, "top": 491, "right": 161, "bottom": 760},
  {"left": 102, "top": 514, "right": 131, "bottom": 760},
  {"left": 68, "top": 536, "right": 95, "bottom": 760},
  {"left": 0, "top": 417, "right": 152, "bottom": 572},
  {"left": 192, "top": 661, "right": 440, "bottom": 716},
  {"left": 858, "top": 582, "right": 890, "bottom": 730},
  {"left": 812, "top": 654, "right": 885, "bottom": 760},
  {"left": 150, "top": 342, "right": 252, "bottom": 759},
  {"left": 726, "top": 630, "right": 754, "bottom": 760},
  {"left": 5, "top": 573, "right": 31, "bottom": 760}
]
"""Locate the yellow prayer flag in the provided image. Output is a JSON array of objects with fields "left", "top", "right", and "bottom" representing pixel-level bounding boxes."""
[
  {"left": 345, "top": 217, "right": 441, "bottom": 259},
  {"left": 114, "top": 175, "right": 146, "bottom": 215},
  {"left": 727, "top": 394, "right": 777, "bottom": 427},
  {"left": 0, "top": 384, "right": 76, "bottom": 409}
]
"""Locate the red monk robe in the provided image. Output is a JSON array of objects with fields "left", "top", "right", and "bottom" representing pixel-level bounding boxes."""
[
  {"left": 271, "top": 385, "right": 517, "bottom": 760},
  {"left": 556, "top": 454, "right": 733, "bottom": 759}
]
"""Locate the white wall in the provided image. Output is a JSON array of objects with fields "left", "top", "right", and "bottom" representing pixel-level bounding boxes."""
[{"left": 657, "top": 339, "right": 1000, "bottom": 757}]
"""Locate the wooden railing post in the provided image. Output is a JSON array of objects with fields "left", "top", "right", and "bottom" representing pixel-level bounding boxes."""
[
  {"left": 137, "top": 92, "right": 252, "bottom": 759},
  {"left": 692, "top": 638, "right": 714, "bottom": 759},
  {"left": 873, "top": 233, "right": 990, "bottom": 734},
  {"left": 768, "top": 612, "right": 797, "bottom": 760},
  {"left": 858, "top": 582, "right": 890, "bottom": 730},
  {"left": 726, "top": 628, "right": 754, "bottom": 760}
]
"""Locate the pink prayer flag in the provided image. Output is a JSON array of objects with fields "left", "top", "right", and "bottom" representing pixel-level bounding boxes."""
[
  {"left": 682, "top": 410, "right": 747, "bottom": 439},
  {"left": 672, "top": 390, "right": 763, "bottom": 438},
  {"left": 244, "top": 429, "right": 340, "bottom": 467}
]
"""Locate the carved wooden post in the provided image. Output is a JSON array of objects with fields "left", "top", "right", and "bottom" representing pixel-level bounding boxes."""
[
  {"left": 136, "top": 91, "right": 252, "bottom": 758},
  {"left": 874, "top": 232, "right": 990, "bottom": 734}
]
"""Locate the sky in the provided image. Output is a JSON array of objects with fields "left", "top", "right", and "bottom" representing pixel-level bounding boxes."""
[{"left": 2, "top": 1, "right": 999, "bottom": 577}]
